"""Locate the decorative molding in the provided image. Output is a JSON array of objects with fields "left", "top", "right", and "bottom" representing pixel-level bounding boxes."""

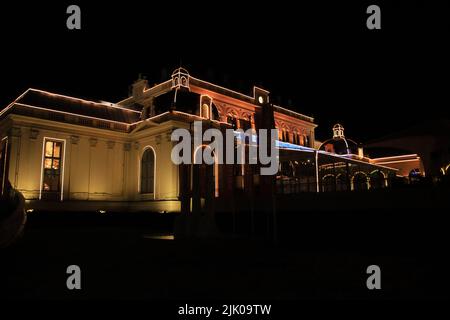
[
  {"left": 10, "top": 127, "right": 21, "bottom": 137},
  {"left": 165, "top": 130, "right": 173, "bottom": 142},
  {"left": 107, "top": 141, "right": 115, "bottom": 149},
  {"left": 70, "top": 135, "right": 80, "bottom": 145},
  {"left": 214, "top": 104, "right": 224, "bottom": 117},
  {"left": 29, "top": 128, "right": 39, "bottom": 140},
  {"left": 241, "top": 111, "right": 252, "bottom": 120},
  {"left": 226, "top": 110, "right": 239, "bottom": 120},
  {"left": 124, "top": 143, "right": 131, "bottom": 151},
  {"left": 133, "top": 142, "right": 139, "bottom": 150},
  {"left": 89, "top": 138, "right": 98, "bottom": 147},
  {"left": 155, "top": 135, "right": 162, "bottom": 145}
]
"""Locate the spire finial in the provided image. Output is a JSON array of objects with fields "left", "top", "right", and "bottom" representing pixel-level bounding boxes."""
[{"left": 332, "top": 123, "right": 345, "bottom": 139}]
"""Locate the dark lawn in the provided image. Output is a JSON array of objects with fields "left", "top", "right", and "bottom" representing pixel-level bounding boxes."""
[{"left": 1, "top": 207, "right": 449, "bottom": 300}]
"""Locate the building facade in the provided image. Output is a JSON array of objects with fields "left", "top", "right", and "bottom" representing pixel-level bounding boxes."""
[{"left": 0, "top": 68, "right": 402, "bottom": 213}]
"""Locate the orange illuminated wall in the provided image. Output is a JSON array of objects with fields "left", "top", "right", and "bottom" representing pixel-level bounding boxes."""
[
  {"left": 190, "top": 83, "right": 315, "bottom": 146},
  {"left": 370, "top": 154, "right": 425, "bottom": 177}
]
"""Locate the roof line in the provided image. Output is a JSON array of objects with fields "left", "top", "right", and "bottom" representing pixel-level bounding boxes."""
[
  {"left": 317, "top": 150, "right": 399, "bottom": 171},
  {"left": 130, "top": 111, "right": 170, "bottom": 126},
  {"left": 143, "top": 79, "right": 172, "bottom": 93},
  {"left": 27, "top": 88, "right": 142, "bottom": 114},
  {"left": 190, "top": 76, "right": 314, "bottom": 122},
  {"left": 372, "top": 159, "right": 420, "bottom": 165},
  {"left": 0, "top": 88, "right": 31, "bottom": 118},
  {"left": 13, "top": 102, "right": 132, "bottom": 126},
  {"left": 272, "top": 104, "right": 314, "bottom": 122},
  {"left": 117, "top": 80, "right": 173, "bottom": 105},
  {"left": 371, "top": 154, "right": 419, "bottom": 161},
  {"left": 190, "top": 76, "right": 256, "bottom": 100},
  {"left": 130, "top": 110, "right": 232, "bottom": 127}
]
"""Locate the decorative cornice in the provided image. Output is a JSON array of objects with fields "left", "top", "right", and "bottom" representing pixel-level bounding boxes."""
[
  {"left": 70, "top": 135, "right": 80, "bottom": 145},
  {"left": 10, "top": 127, "right": 21, "bottom": 137},
  {"left": 107, "top": 141, "right": 115, "bottom": 149},
  {"left": 89, "top": 138, "right": 98, "bottom": 147},
  {"left": 29, "top": 128, "right": 39, "bottom": 140}
]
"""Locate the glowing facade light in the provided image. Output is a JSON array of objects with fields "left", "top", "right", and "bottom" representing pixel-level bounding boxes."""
[
  {"left": 28, "top": 88, "right": 142, "bottom": 114},
  {"left": 14, "top": 102, "right": 132, "bottom": 127}
]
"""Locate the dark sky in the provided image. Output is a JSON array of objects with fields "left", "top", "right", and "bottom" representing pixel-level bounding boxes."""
[{"left": 0, "top": 1, "right": 448, "bottom": 141}]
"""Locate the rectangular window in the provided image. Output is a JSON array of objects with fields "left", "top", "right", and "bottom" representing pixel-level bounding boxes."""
[{"left": 41, "top": 139, "right": 64, "bottom": 200}]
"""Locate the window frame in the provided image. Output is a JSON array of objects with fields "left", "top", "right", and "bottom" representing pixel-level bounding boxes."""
[
  {"left": 140, "top": 146, "right": 156, "bottom": 196},
  {"left": 39, "top": 137, "right": 66, "bottom": 201}
]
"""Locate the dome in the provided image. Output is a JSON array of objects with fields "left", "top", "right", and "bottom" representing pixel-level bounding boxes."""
[{"left": 319, "top": 124, "right": 359, "bottom": 155}]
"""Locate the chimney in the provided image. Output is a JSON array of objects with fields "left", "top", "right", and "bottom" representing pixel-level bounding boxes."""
[
  {"left": 130, "top": 75, "right": 148, "bottom": 98},
  {"left": 358, "top": 143, "right": 364, "bottom": 159}
]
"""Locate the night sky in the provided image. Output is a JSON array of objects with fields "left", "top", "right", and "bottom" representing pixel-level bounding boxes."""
[{"left": 0, "top": 1, "right": 448, "bottom": 141}]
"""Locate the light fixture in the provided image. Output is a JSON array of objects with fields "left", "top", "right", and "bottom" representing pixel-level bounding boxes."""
[{"left": 258, "top": 96, "right": 264, "bottom": 104}]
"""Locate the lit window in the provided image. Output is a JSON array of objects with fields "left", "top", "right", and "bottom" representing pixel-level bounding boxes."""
[
  {"left": 54, "top": 144, "right": 61, "bottom": 158},
  {"left": 45, "top": 141, "right": 53, "bottom": 157},
  {"left": 42, "top": 140, "right": 64, "bottom": 198},
  {"left": 44, "top": 159, "right": 52, "bottom": 169}
]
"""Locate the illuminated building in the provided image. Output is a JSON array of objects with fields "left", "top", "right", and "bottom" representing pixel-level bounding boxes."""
[
  {"left": 0, "top": 68, "right": 413, "bottom": 212},
  {"left": 363, "top": 120, "right": 450, "bottom": 180}
]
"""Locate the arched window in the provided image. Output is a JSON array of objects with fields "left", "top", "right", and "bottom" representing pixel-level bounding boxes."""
[
  {"left": 141, "top": 148, "right": 155, "bottom": 194},
  {"left": 352, "top": 172, "right": 369, "bottom": 191},
  {"left": 294, "top": 132, "right": 300, "bottom": 145},
  {"left": 336, "top": 174, "right": 348, "bottom": 191},
  {"left": 370, "top": 170, "right": 386, "bottom": 189},
  {"left": 322, "top": 175, "right": 336, "bottom": 192},
  {"left": 303, "top": 135, "right": 309, "bottom": 147},
  {"left": 282, "top": 129, "right": 289, "bottom": 142},
  {"left": 201, "top": 103, "right": 210, "bottom": 119},
  {"left": 211, "top": 103, "right": 220, "bottom": 121}
]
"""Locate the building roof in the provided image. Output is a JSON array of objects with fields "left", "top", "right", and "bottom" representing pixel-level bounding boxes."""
[
  {"left": 19, "top": 89, "right": 140, "bottom": 123},
  {"left": 318, "top": 124, "right": 359, "bottom": 155},
  {"left": 0, "top": 69, "right": 317, "bottom": 132},
  {"left": 0, "top": 89, "right": 141, "bottom": 131},
  {"left": 188, "top": 76, "right": 315, "bottom": 124}
]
